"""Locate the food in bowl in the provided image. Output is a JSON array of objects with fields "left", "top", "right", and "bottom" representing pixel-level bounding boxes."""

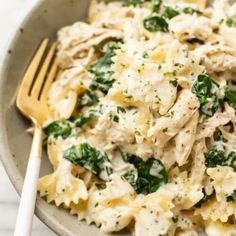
[{"left": 37, "top": 0, "right": 236, "bottom": 235}]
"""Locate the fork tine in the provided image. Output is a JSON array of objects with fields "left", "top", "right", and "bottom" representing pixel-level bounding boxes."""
[
  {"left": 17, "top": 39, "right": 48, "bottom": 104},
  {"left": 55, "top": 68, "right": 63, "bottom": 81},
  {"left": 31, "top": 42, "right": 57, "bottom": 99},
  {"left": 40, "top": 59, "right": 58, "bottom": 101}
]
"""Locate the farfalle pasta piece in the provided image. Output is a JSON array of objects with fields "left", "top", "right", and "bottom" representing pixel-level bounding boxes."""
[
  {"left": 194, "top": 44, "right": 236, "bottom": 73},
  {"left": 169, "top": 15, "right": 214, "bottom": 44},
  {"left": 207, "top": 167, "right": 236, "bottom": 202},
  {"left": 195, "top": 196, "right": 236, "bottom": 222},
  {"left": 168, "top": 171, "right": 204, "bottom": 209},
  {"left": 69, "top": 175, "right": 135, "bottom": 233},
  {"left": 205, "top": 220, "right": 236, "bottom": 236},
  {"left": 134, "top": 189, "right": 175, "bottom": 236},
  {"left": 38, "top": 161, "right": 88, "bottom": 207}
]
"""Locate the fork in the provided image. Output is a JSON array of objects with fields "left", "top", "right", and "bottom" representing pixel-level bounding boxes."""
[{"left": 14, "top": 39, "right": 60, "bottom": 236}]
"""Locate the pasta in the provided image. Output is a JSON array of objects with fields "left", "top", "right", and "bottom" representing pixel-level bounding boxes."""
[{"left": 38, "top": 0, "right": 236, "bottom": 235}]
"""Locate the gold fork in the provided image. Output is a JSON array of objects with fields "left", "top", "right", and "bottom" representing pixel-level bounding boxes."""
[{"left": 14, "top": 39, "right": 60, "bottom": 236}]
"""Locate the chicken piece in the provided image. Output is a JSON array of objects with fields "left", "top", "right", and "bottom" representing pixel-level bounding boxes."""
[
  {"left": 57, "top": 22, "right": 123, "bottom": 68},
  {"left": 194, "top": 44, "right": 236, "bottom": 73},
  {"left": 148, "top": 90, "right": 200, "bottom": 148},
  {"left": 169, "top": 14, "right": 214, "bottom": 44}
]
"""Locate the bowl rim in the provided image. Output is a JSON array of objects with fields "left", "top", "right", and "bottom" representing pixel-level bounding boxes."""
[{"left": 0, "top": 0, "right": 64, "bottom": 235}]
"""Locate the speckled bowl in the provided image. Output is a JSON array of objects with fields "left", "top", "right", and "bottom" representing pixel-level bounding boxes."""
[{"left": 0, "top": 0, "right": 128, "bottom": 235}]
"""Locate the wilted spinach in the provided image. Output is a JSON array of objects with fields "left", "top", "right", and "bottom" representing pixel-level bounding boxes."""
[
  {"left": 162, "top": 6, "right": 179, "bottom": 19},
  {"left": 205, "top": 144, "right": 236, "bottom": 168},
  {"left": 143, "top": 15, "right": 169, "bottom": 32},
  {"left": 89, "top": 41, "right": 120, "bottom": 94},
  {"left": 74, "top": 105, "right": 103, "bottom": 128},
  {"left": 43, "top": 121, "right": 72, "bottom": 145},
  {"left": 224, "top": 80, "right": 236, "bottom": 109},
  {"left": 77, "top": 90, "right": 98, "bottom": 110},
  {"left": 182, "top": 7, "right": 202, "bottom": 15},
  {"left": 151, "top": 0, "right": 162, "bottom": 12},
  {"left": 121, "top": 152, "right": 168, "bottom": 194},
  {"left": 192, "top": 74, "right": 221, "bottom": 117},
  {"left": 63, "top": 143, "right": 112, "bottom": 177},
  {"left": 123, "top": 0, "right": 150, "bottom": 6}
]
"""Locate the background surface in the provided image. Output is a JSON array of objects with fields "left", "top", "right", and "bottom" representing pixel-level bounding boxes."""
[{"left": 0, "top": 1, "right": 56, "bottom": 235}]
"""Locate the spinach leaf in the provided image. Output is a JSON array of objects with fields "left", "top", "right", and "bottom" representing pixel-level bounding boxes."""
[
  {"left": 43, "top": 121, "right": 72, "bottom": 140},
  {"left": 63, "top": 143, "right": 112, "bottom": 176},
  {"left": 225, "top": 90, "right": 236, "bottom": 110},
  {"left": 192, "top": 74, "right": 221, "bottom": 117},
  {"left": 205, "top": 144, "right": 236, "bottom": 168},
  {"left": 74, "top": 105, "right": 103, "bottom": 128},
  {"left": 89, "top": 41, "right": 120, "bottom": 94},
  {"left": 77, "top": 90, "right": 98, "bottom": 110},
  {"left": 182, "top": 7, "right": 202, "bottom": 15},
  {"left": 122, "top": 154, "right": 167, "bottom": 194},
  {"left": 151, "top": 0, "right": 162, "bottom": 12},
  {"left": 143, "top": 15, "right": 169, "bottom": 32},
  {"left": 123, "top": 0, "right": 149, "bottom": 6},
  {"left": 162, "top": 6, "right": 179, "bottom": 19}
]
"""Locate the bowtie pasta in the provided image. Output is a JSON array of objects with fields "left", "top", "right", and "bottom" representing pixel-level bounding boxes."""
[{"left": 38, "top": 0, "right": 236, "bottom": 235}]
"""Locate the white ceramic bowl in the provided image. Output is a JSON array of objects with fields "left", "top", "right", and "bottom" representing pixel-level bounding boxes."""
[{"left": 0, "top": 1, "right": 128, "bottom": 235}]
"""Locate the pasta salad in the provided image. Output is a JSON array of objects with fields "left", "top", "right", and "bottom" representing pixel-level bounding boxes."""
[{"left": 38, "top": 0, "right": 236, "bottom": 235}]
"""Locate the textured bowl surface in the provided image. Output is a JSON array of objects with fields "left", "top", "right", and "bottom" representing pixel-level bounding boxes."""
[{"left": 0, "top": 0, "right": 129, "bottom": 235}]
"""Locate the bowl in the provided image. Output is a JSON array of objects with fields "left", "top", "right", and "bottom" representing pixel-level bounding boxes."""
[{"left": 0, "top": 0, "right": 128, "bottom": 235}]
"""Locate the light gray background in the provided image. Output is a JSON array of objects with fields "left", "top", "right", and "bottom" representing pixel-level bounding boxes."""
[{"left": 0, "top": 1, "right": 56, "bottom": 235}]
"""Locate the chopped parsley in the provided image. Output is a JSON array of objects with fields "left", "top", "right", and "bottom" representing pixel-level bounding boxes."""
[
  {"left": 95, "top": 182, "right": 107, "bottom": 190},
  {"left": 117, "top": 106, "right": 126, "bottom": 114},
  {"left": 113, "top": 114, "right": 119, "bottom": 123},
  {"left": 169, "top": 79, "right": 178, "bottom": 87},
  {"left": 162, "top": 127, "right": 168, "bottom": 133},
  {"left": 142, "top": 51, "right": 149, "bottom": 58},
  {"left": 226, "top": 18, "right": 234, "bottom": 27},
  {"left": 172, "top": 216, "right": 178, "bottom": 223}
]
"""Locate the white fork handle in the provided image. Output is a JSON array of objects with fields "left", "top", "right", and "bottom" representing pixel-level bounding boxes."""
[{"left": 14, "top": 126, "right": 42, "bottom": 236}]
